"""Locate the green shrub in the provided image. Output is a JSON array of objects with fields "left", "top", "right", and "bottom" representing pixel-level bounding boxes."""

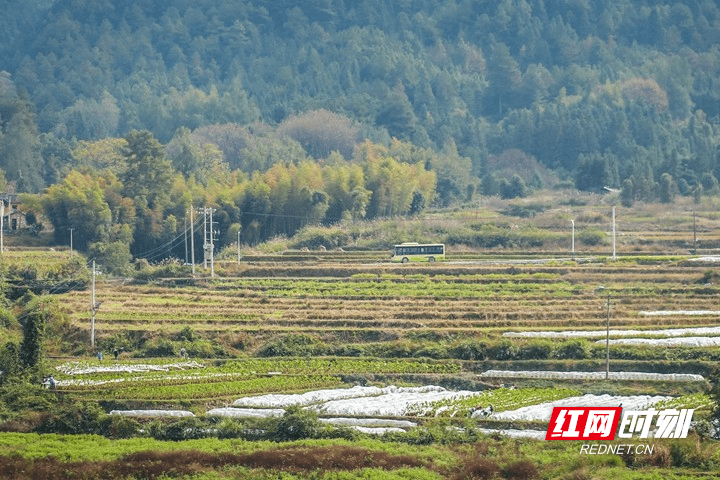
[
  {"left": 0, "top": 342, "right": 22, "bottom": 381},
  {"left": 257, "top": 334, "right": 328, "bottom": 357},
  {"left": 35, "top": 402, "right": 106, "bottom": 435},
  {"left": 149, "top": 416, "right": 212, "bottom": 441},
  {"left": 452, "top": 224, "right": 511, "bottom": 248},
  {"left": 517, "top": 342, "right": 552, "bottom": 360},
  {"left": 0, "top": 308, "right": 17, "bottom": 328},
  {"left": 501, "top": 203, "right": 546, "bottom": 218},
  {"left": 554, "top": 341, "right": 589, "bottom": 360},
  {"left": 578, "top": 228, "right": 607, "bottom": 246},
  {"left": 141, "top": 337, "right": 177, "bottom": 357},
  {"left": 272, "top": 406, "right": 324, "bottom": 441},
  {"left": 133, "top": 259, "right": 191, "bottom": 281},
  {"left": 449, "top": 341, "right": 487, "bottom": 360},
  {"left": 669, "top": 437, "right": 714, "bottom": 468},
  {"left": 215, "top": 418, "right": 246, "bottom": 439},
  {"left": 88, "top": 241, "right": 132, "bottom": 276},
  {"left": 175, "top": 326, "right": 195, "bottom": 342},
  {"left": 184, "top": 339, "right": 228, "bottom": 358},
  {"left": 140, "top": 336, "right": 227, "bottom": 358},
  {"left": 487, "top": 340, "right": 518, "bottom": 360},
  {"left": 289, "top": 226, "right": 350, "bottom": 249},
  {"left": 332, "top": 344, "right": 366, "bottom": 357},
  {"left": 9, "top": 265, "right": 37, "bottom": 281},
  {"left": 100, "top": 414, "right": 141, "bottom": 439},
  {"left": 0, "top": 381, "right": 57, "bottom": 413},
  {"left": 413, "top": 344, "right": 449, "bottom": 359},
  {"left": 367, "top": 341, "right": 414, "bottom": 358},
  {"left": 99, "top": 332, "right": 136, "bottom": 354}
]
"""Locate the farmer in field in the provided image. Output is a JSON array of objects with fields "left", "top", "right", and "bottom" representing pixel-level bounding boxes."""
[
  {"left": 97, "top": 351, "right": 103, "bottom": 362},
  {"left": 113, "top": 348, "right": 119, "bottom": 361},
  {"left": 180, "top": 347, "right": 187, "bottom": 358},
  {"left": 42, "top": 375, "right": 56, "bottom": 389}
]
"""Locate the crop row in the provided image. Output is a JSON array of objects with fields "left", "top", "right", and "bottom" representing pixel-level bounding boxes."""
[
  {"left": 406, "top": 387, "right": 583, "bottom": 417},
  {"left": 208, "top": 278, "right": 579, "bottom": 298},
  {"left": 66, "top": 375, "right": 341, "bottom": 401},
  {"left": 65, "top": 288, "right": 720, "bottom": 315},
  {"left": 53, "top": 358, "right": 462, "bottom": 382}
]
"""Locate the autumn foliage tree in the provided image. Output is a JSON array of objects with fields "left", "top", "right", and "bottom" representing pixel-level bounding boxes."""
[
  {"left": 41, "top": 170, "right": 112, "bottom": 251},
  {"left": 278, "top": 109, "right": 360, "bottom": 160}
]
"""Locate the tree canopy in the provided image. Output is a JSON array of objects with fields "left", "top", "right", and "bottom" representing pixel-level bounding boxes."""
[{"left": 0, "top": 0, "right": 719, "bottom": 263}]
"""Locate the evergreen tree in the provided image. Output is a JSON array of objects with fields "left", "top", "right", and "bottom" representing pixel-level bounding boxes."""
[
  {"left": 485, "top": 41, "right": 522, "bottom": 116},
  {"left": 0, "top": 342, "right": 21, "bottom": 384},
  {"left": 621, "top": 177, "right": 635, "bottom": 207},
  {"left": 0, "top": 93, "right": 44, "bottom": 192},
  {"left": 575, "top": 153, "right": 615, "bottom": 193},
  {"left": 499, "top": 174, "right": 528, "bottom": 199},
  {"left": 121, "top": 130, "right": 173, "bottom": 210},
  {"left": 167, "top": 127, "right": 206, "bottom": 181},
  {"left": 20, "top": 298, "right": 48, "bottom": 375},
  {"left": 659, "top": 173, "right": 676, "bottom": 203},
  {"left": 120, "top": 130, "right": 175, "bottom": 255}
]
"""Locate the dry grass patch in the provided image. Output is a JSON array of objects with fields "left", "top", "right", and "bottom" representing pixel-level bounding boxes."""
[{"left": 0, "top": 446, "right": 426, "bottom": 479}]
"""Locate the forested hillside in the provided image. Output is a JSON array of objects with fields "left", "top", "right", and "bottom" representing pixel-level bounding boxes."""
[{"left": 1, "top": 0, "right": 719, "bottom": 263}]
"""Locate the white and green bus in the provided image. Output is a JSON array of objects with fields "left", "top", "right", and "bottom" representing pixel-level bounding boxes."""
[{"left": 391, "top": 243, "right": 445, "bottom": 263}]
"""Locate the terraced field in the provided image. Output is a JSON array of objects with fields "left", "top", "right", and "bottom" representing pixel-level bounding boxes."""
[{"left": 61, "top": 260, "right": 720, "bottom": 342}]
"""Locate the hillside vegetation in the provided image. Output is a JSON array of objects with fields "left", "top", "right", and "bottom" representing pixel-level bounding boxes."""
[{"left": 1, "top": 1, "right": 720, "bottom": 267}]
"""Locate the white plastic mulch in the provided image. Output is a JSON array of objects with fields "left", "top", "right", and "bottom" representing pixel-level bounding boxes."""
[
  {"left": 110, "top": 409, "right": 195, "bottom": 417},
  {"left": 603, "top": 337, "right": 720, "bottom": 347},
  {"left": 320, "top": 418, "right": 414, "bottom": 434},
  {"left": 352, "top": 426, "right": 407, "bottom": 434},
  {"left": 491, "top": 394, "right": 671, "bottom": 422},
  {"left": 504, "top": 325, "right": 720, "bottom": 339},
  {"left": 319, "top": 418, "right": 417, "bottom": 428},
  {"left": 232, "top": 385, "right": 389, "bottom": 407},
  {"left": 308, "top": 386, "right": 480, "bottom": 416},
  {"left": 206, "top": 407, "right": 285, "bottom": 418},
  {"left": 232, "top": 385, "right": 480, "bottom": 416},
  {"left": 689, "top": 256, "right": 720, "bottom": 262},
  {"left": 56, "top": 361, "right": 205, "bottom": 376},
  {"left": 478, "top": 370, "right": 705, "bottom": 382}
]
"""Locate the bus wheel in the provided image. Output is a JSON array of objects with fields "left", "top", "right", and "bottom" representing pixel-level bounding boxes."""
[
  {"left": 401, "top": 257, "right": 409, "bottom": 264},
  {"left": 428, "top": 257, "right": 435, "bottom": 263}
]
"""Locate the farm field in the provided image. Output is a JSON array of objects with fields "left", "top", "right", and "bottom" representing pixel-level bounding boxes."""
[
  {"left": 4, "top": 199, "right": 720, "bottom": 478},
  {"left": 44, "top": 255, "right": 720, "bottom": 420},
  {"left": 62, "top": 260, "right": 720, "bottom": 350}
]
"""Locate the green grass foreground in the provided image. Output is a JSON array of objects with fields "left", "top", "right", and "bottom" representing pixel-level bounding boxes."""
[{"left": 1, "top": 432, "right": 719, "bottom": 479}]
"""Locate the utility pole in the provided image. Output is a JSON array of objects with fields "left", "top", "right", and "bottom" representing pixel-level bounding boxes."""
[
  {"left": 184, "top": 214, "right": 188, "bottom": 264},
  {"left": 91, "top": 260, "right": 96, "bottom": 349},
  {"left": 596, "top": 285, "right": 611, "bottom": 380},
  {"left": 237, "top": 230, "right": 241, "bottom": 265},
  {"left": 571, "top": 219, "right": 575, "bottom": 258},
  {"left": 611, "top": 206, "right": 616, "bottom": 261},
  {"left": 203, "top": 208, "right": 208, "bottom": 269},
  {"left": 605, "top": 293, "right": 611, "bottom": 380},
  {"left": 0, "top": 199, "right": 4, "bottom": 254},
  {"left": 69, "top": 227, "right": 75, "bottom": 256},
  {"left": 693, "top": 211, "right": 697, "bottom": 255},
  {"left": 210, "top": 207, "right": 215, "bottom": 278},
  {"left": 190, "top": 207, "right": 195, "bottom": 275}
]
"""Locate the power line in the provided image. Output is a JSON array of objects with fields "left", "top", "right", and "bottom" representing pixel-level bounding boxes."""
[{"left": 130, "top": 215, "right": 203, "bottom": 261}]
